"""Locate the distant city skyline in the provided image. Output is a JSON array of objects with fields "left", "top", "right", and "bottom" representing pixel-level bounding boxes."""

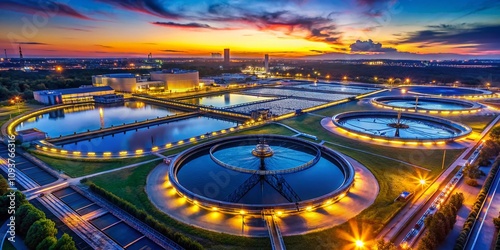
[{"left": 0, "top": 0, "right": 499, "bottom": 59}]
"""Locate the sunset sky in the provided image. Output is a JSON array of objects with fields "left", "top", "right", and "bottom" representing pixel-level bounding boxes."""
[{"left": 0, "top": 0, "right": 499, "bottom": 59}]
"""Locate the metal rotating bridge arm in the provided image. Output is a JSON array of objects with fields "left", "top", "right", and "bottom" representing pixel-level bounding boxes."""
[{"left": 226, "top": 173, "right": 301, "bottom": 203}]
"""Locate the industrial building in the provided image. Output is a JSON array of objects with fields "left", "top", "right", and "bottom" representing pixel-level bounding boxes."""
[
  {"left": 16, "top": 128, "right": 47, "bottom": 143},
  {"left": 264, "top": 54, "right": 269, "bottom": 73},
  {"left": 150, "top": 69, "right": 199, "bottom": 91},
  {"left": 224, "top": 48, "right": 230, "bottom": 64},
  {"left": 92, "top": 70, "right": 199, "bottom": 93},
  {"left": 94, "top": 94, "right": 124, "bottom": 104},
  {"left": 33, "top": 86, "right": 114, "bottom": 105},
  {"left": 92, "top": 73, "right": 138, "bottom": 92},
  {"left": 93, "top": 73, "right": 164, "bottom": 92}
]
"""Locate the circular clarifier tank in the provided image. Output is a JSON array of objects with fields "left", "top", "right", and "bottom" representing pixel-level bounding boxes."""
[
  {"left": 169, "top": 135, "right": 355, "bottom": 214},
  {"left": 372, "top": 96, "right": 483, "bottom": 114},
  {"left": 401, "top": 86, "right": 492, "bottom": 97},
  {"left": 332, "top": 111, "right": 471, "bottom": 143}
]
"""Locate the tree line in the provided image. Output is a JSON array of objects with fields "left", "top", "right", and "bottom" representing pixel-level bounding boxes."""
[
  {"left": 418, "top": 193, "right": 465, "bottom": 250},
  {"left": 454, "top": 156, "right": 500, "bottom": 249},
  {"left": 0, "top": 64, "right": 242, "bottom": 103},
  {"left": 0, "top": 176, "right": 76, "bottom": 250}
]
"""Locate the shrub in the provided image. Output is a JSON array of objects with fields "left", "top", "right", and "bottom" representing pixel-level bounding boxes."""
[
  {"left": 494, "top": 212, "right": 500, "bottom": 230},
  {"left": 50, "top": 233, "right": 77, "bottom": 250},
  {"left": 418, "top": 193, "right": 463, "bottom": 250},
  {"left": 496, "top": 230, "right": 500, "bottom": 249},
  {"left": 465, "top": 179, "right": 478, "bottom": 187},
  {"left": 454, "top": 156, "right": 500, "bottom": 249},
  {"left": 25, "top": 219, "right": 57, "bottom": 250},
  {"left": 36, "top": 236, "right": 57, "bottom": 250},
  {"left": 20, "top": 207, "right": 46, "bottom": 236},
  {"left": 0, "top": 176, "right": 9, "bottom": 196}
]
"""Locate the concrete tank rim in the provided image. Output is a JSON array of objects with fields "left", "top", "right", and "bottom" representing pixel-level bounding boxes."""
[{"left": 168, "top": 134, "right": 355, "bottom": 212}]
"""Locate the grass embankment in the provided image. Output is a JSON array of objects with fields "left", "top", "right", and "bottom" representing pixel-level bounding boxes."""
[
  {"left": 87, "top": 162, "right": 270, "bottom": 250},
  {"left": 230, "top": 123, "right": 297, "bottom": 136},
  {"left": 1, "top": 239, "right": 16, "bottom": 250},
  {"left": 0, "top": 103, "right": 43, "bottom": 128},
  {"left": 447, "top": 115, "right": 496, "bottom": 133},
  {"left": 32, "top": 153, "right": 158, "bottom": 177}
]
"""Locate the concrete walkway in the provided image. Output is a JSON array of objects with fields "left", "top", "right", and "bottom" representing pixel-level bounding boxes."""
[
  {"left": 145, "top": 154, "right": 379, "bottom": 237},
  {"left": 71, "top": 157, "right": 161, "bottom": 184},
  {"left": 270, "top": 122, "right": 302, "bottom": 135}
]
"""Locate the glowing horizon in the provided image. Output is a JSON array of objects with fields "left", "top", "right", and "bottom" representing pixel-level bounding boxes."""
[{"left": 1, "top": 0, "right": 499, "bottom": 59}]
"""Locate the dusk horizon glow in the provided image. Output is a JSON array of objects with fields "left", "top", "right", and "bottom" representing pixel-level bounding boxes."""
[{"left": 1, "top": 0, "right": 499, "bottom": 59}]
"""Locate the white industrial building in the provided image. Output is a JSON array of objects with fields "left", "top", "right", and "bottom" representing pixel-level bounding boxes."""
[
  {"left": 150, "top": 69, "right": 199, "bottom": 91},
  {"left": 93, "top": 70, "right": 199, "bottom": 93}
]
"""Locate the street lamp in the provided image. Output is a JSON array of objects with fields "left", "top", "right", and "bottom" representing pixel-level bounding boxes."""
[
  {"left": 419, "top": 179, "right": 426, "bottom": 185},
  {"left": 355, "top": 240, "right": 365, "bottom": 249},
  {"left": 12, "top": 97, "right": 21, "bottom": 113},
  {"left": 240, "top": 210, "right": 246, "bottom": 234}
]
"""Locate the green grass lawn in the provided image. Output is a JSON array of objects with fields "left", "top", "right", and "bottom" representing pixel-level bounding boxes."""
[
  {"left": 1, "top": 239, "right": 16, "bottom": 250},
  {"left": 32, "top": 153, "right": 158, "bottom": 177},
  {"left": 230, "top": 123, "right": 297, "bottom": 136},
  {"left": 446, "top": 114, "right": 496, "bottom": 132},
  {"left": 160, "top": 145, "right": 199, "bottom": 156},
  {"left": 0, "top": 103, "right": 43, "bottom": 128},
  {"left": 88, "top": 161, "right": 270, "bottom": 250},
  {"left": 312, "top": 99, "right": 379, "bottom": 117}
]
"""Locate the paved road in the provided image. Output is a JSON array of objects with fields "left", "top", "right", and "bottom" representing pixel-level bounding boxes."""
[
  {"left": 437, "top": 165, "right": 490, "bottom": 250},
  {"left": 384, "top": 114, "right": 500, "bottom": 244},
  {"left": 467, "top": 164, "right": 500, "bottom": 250}
]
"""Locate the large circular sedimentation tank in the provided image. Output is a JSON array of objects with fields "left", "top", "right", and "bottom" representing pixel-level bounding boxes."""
[
  {"left": 168, "top": 135, "right": 355, "bottom": 214},
  {"left": 332, "top": 111, "right": 472, "bottom": 143},
  {"left": 401, "top": 86, "right": 493, "bottom": 98},
  {"left": 372, "top": 96, "right": 483, "bottom": 114}
]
